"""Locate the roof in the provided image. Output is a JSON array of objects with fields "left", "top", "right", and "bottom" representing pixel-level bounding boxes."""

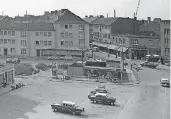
[
  {"left": 83, "top": 17, "right": 99, "bottom": 23},
  {"left": 0, "top": 20, "right": 55, "bottom": 31},
  {"left": 95, "top": 93, "right": 107, "bottom": 97},
  {"left": 108, "top": 44, "right": 120, "bottom": 50},
  {"left": 54, "top": 9, "right": 88, "bottom": 24},
  {"left": 117, "top": 47, "right": 128, "bottom": 52},
  {"left": 62, "top": 101, "right": 75, "bottom": 105},
  {"left": 91, "top": 17, "right": 118, "bottom": 25},
  {"left": 91, "top": 42, "right": 110, "bottom": 47},
  {"left": 14, "top": 15, "right": 40, "bottom": 22}
]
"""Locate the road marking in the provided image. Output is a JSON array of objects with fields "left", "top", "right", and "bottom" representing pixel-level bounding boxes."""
[{"left": 116, "top": 96, "right": 132, "bottom": 119}]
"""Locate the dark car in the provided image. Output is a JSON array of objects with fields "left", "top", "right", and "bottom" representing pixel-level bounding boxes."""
[
  {"left": 51, "top": 101, "right": 85, "bottom": 115},
  {"left": 88, "top": 93, "right": 116, "bottom": 105}
]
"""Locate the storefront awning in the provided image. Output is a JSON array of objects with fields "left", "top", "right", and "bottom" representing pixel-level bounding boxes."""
[
  {"left": 91, "top": 42, "right": 110, "bottom": 48},
  {"left": 107, "top": 45, "right": 120, "bottom": 50},
  {"left": 117, "top": 47, "right": 128, "bottom": 52}
]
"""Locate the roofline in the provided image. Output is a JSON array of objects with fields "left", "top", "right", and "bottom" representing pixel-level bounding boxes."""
[{"left": 111, "top": 34, "right": 160, "bottom": 39}]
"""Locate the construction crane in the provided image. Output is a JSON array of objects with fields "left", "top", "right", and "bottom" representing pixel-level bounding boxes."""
[{"left": 135, "top": 0, "right": 141, "bottom": 18}]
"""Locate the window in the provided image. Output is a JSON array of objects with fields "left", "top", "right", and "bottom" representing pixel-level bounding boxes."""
[
  {"left": 48, "top": 41, "right": 52, "bottom": 45},
  {"left": 148, "top": 40, "right": 153, "bottom": 45},
  {"left": 12, "top": 39, "right": 15, "bottom": 44},
  {"left": 79, "top": 31, "right": 84, "bottom": 38},
  {"left": 4, "top": 39, "right": 7, "bottom": 44},
  {"left": 69, "top": 41, "right": 73, "bottom": 47},
  {"left": 35, "top": 32, "right": 39, "bottom": 36},
  {"left": 0, "top": 39, "right": 3, "bottom": 44},
  {"left": 36, "top": 41, "right": 39, "bottom": 45},
  {"left": 79, "top": 25, "right": 84, "bottom": 30},
  {"left": 20, "top": 31, "right": 26, "bottom": 37},
  {"left": 40, "top": 41, "right": 43, "bottom": 45},
  {"left": 108, "top": 34, "right": 110, "bottom": 39},
  {"left": 21, "top": 48, "right": 26, "bottom": 54},
  {"left": 4, "top": 31, "right": 7, "bottom": 35},
  {"left": 48, "top": 32, "right": 51, "bottom": 37},
  {"left": 11, "top": 48, "right": 15, "bottom": 53},
  {"left": 60, "top": 33, "right": 64, "bottom": 38},
  {"left": 21, "top": 40, "right": 26, "bottom": 46},
  {"left": 65, "top": 41, "right": 68, "bottom": 46},
  {"left": 8, "top": 31, "right": 11, "bottom": 36},
  {"left": 40, "top": 32, "right": 43, "bottom": 36},
  {"left": 69, "top": 24, "right": 72, "bottom": 29},
  {"left": 0, "top": 30, "right": 3, "bottom": 35},
  {"left": 8, "top": 39, "right": 11, "bottom": 44},
  {"left": 61, "top": 41, "right": 64, "bottom": 46},
  {"left": 44, "top": 41, "right": 47, "bottom": 45},
  {"left": 44, "top": 32, "right": 47, "bottom": 36},
  {"left": 12, "top": 31, "right": 15, "bottom": 36},
  {"left": 69, "top": 33, "right": 73, "bottom": 38},
  {"left": 65, "top": 32, "right": 68, "bottom": 38},
  {"left": 60, "top": 24, "right": 64, "bottom": 28},
  {"left": 65, "top": 25, "right": 68, "bottom": 29}
]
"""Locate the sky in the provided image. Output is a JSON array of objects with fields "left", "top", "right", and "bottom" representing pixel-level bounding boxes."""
[{"left": 0, "top": 0, "right": 170, "bottom": 20}]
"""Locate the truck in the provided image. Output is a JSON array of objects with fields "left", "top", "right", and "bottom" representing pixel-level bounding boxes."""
[
  {"left": 88, "top": 93, "right": 116, "bottom": 106},
  {"left": 51, "top": 101, "right": 85, "bottom": 115}
]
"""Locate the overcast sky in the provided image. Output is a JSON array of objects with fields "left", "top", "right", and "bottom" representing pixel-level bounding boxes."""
[{"left": 0, "top": 0, "right": 170, "bottom": 20}]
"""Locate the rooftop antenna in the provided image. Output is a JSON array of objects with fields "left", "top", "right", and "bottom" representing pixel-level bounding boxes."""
[{"left": 26, "top": 10, "right": 27, "bottom": 16}]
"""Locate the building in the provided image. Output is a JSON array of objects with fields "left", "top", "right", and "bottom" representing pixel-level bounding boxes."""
[
  {"left": 111, "top": 34, "right": 160, "bottom": 59},
  {"left": 0, "top": 20, "right": 55, "bottom": 57},
  {"left": 160, "top": 20, "right": 170, "bottom": 58},
  {"left": 14, "top": 15, "right": 41, "bottom": 23},
  {"left": 0, "top": 64, "right": 14, "bottom": 88}
]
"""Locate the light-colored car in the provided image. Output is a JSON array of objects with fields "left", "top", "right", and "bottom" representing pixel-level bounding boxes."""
[
  {"left": 47, "top": 56, "right": 58, "bottom": 60},
  {"left": 160, "top": 78, "right": 170, "bottom": 87},
  {"left": 95, "top": 85, "right": 107, "bottom": 93}
]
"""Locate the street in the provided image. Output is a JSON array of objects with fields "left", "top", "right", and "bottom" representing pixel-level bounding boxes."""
[{"left": 0, "top": 57, "right": 170, "bottom": 119}]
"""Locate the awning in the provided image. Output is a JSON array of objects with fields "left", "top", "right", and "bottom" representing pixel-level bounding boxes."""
[
  {"left": 117, "top": 47, "right": 128, "bottom": 52},
  {"left": 91, "top": 42, "right": 109, "bottom": 48},
  {"left": 107, "top": 45, "right": 120, "bottom": 50}
]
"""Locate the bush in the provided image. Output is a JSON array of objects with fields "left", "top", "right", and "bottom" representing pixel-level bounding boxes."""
[
  {"left": 15, "top": 63, "right": 35, "bottom": 76},
  {"left": 35, "top": 63, "right": 48, "bottom": 71}
]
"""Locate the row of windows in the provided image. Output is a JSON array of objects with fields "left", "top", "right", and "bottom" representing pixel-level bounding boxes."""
[
  {"left": 0, "top": 48, "right": 15, "bottom": 53},
  {"left": 61, "top": 41, "right": 73, "bottom": 47},
  {"left": 21, "top": 48, "right": 27, "bottom": 54},
  {"left": 21, "top": 40, "right": 27, "bottom": 46},
  {"left": 94, "top": 32, "right": 110, "bottom": 39},
  {"left": 131, "top": 39, "right": 138, "bottom": 45},
  {"left": 35, "top": 32, "right": 51, "bottom": 37},
  {"left": 21, "top": 31, "right": 26, "bottom": 37},
  {"left": 60, "top": 24, "right": 84, "bottom": 30},
  {"left": 60, "top": 32, "right": 73, "bottom": 38},
  {"left": 0, "top": 39, "right": 15, "bottom": 44},
  {"left": 0, "top": 30, "right": 15, "bottom": 36},
  {"left": 36, "top": 41, "right": 52, "bottom": 46},
  {"left": 94, "top": 25, "right": 108, "bottom": 30}
]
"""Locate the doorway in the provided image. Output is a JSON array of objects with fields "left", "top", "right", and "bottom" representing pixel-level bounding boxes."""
[{"left": 4, "top": 48, "right": 7, "bottom": 56}]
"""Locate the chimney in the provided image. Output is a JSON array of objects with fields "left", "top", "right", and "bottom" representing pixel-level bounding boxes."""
[
  {"left": 147, "top": 17, "right": 151, "bottom": 23},
  {"left": 114, "top": 9, "right": 116, "bottom": 18},
  {"left": 107, "top": 13, "right": 108, "bottom": 18},
  {"left": 26, "top": 10, "right": 27, "bottom": 16},
  {"left": 85, "top": 15, "right": 88, "bottom": 18}
]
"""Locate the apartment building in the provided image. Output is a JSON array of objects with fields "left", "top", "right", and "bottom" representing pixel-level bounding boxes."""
[
  {"left": 42, "top": 9, "right": 89, "bottom": 57},
  {"left": 160, "top": 20, "right": 170, "bottom": 58},
  {"left": 0, "top": 20, "right": 55, "bottom": 57}
]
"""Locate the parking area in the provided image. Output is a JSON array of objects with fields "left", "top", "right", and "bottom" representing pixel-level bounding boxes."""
[{"left": 0, "top": 75, "right": 134, "bottom": 119}]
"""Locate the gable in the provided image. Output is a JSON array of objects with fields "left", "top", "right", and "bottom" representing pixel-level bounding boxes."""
[{"left": 54, "top": 10, "right": 88, "bottom": 24}]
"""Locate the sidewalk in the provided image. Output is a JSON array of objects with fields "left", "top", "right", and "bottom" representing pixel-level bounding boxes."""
[{"left": 0, "top": 85, "right": 12, "bottom": 97}]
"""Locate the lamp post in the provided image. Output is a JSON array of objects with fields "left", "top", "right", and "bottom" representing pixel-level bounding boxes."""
[{"left": 120, "top": 44, "right": 124, "bottom": 83}]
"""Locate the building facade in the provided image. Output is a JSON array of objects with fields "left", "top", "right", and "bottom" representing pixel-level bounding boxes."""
[
  {"left": 160, "top": 20, "right": 170, "bottom": 58},
  {"left": 0, "top": 21, "right": 55, "bottom": 57}
]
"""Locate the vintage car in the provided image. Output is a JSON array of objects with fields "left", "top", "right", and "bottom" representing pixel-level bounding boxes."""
[
  {"left": 6, "top": 58, "right": 20, "bottom": 63},
  {"left": 51, "top": 101, "right": 85, "bottom": 115},
  {"left": 88, "top": 90, "right": 97, "bottom": 98},
  {"left": 140, "top": 61, "right": 149, "bottom": 67},
  {"left": 160, "top": 78, "right": 170, "bottom": 87},
  {"left": 88, "top": 93, "right": 116, "bottom": 105},
  {"left": 47, "top": 56, "right": 58, "bottom": 60},
  {"left": 95, "top": 85, "right": 107, "bottom": 93}
]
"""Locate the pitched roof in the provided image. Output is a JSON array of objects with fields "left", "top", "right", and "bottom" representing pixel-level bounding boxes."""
[
  {"left": 83, "top": 17, "right": 99, "bottom": 23},
  {"left": 0, "top": 20, "right": 55, "bottom": 31},
  {"left": 91, "top": 17, "right": 118, "bottom": 25},
  {"left": 14, "top": 15, "right": 40, "bottom": 22},
  {"left": 54, "top": 9, "right": 88, "bottom": 24}
]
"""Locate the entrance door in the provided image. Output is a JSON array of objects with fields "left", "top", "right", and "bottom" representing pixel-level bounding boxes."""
[
  {"left": 37, "top": 49, "right": 40, "bottom": 57},
  {"left": 4, "top": 48, "right": 7, "bottom": 56}
]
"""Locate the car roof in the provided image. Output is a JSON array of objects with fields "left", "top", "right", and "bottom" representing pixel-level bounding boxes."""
[
  {"left": 62, "top": 101, "right": 75, "bottom": 105},
  {"left": 95, "top": 93, "right": 107, "bottom": 96},
  {"left": 161, "top": 78, "right": 169, "bottom": 81}
]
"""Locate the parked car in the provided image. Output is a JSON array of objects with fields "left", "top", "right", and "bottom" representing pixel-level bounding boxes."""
[
  {"left": 51, "top": 101, "right": 85, "bottom": 115},
  {"left": 160, "top": 78, "right": 170, "bottom": 87},
  {"left": 47, "top": 56, "right": 58, "bottom": 60},
  {"left": 6, "top": 58, "right": 20, "bottom": 63},
  {"left": 88, "top": 90, "right": 97, "bottom": 98},
  {"left": 140, "top": 61, "right": 149, "bottom": 67},
  {"left": 95, "top": 85, "right": 107, "bottom": 93},
  {"left": 88, "top": 93, "right": 116, "bottom": 105}
]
